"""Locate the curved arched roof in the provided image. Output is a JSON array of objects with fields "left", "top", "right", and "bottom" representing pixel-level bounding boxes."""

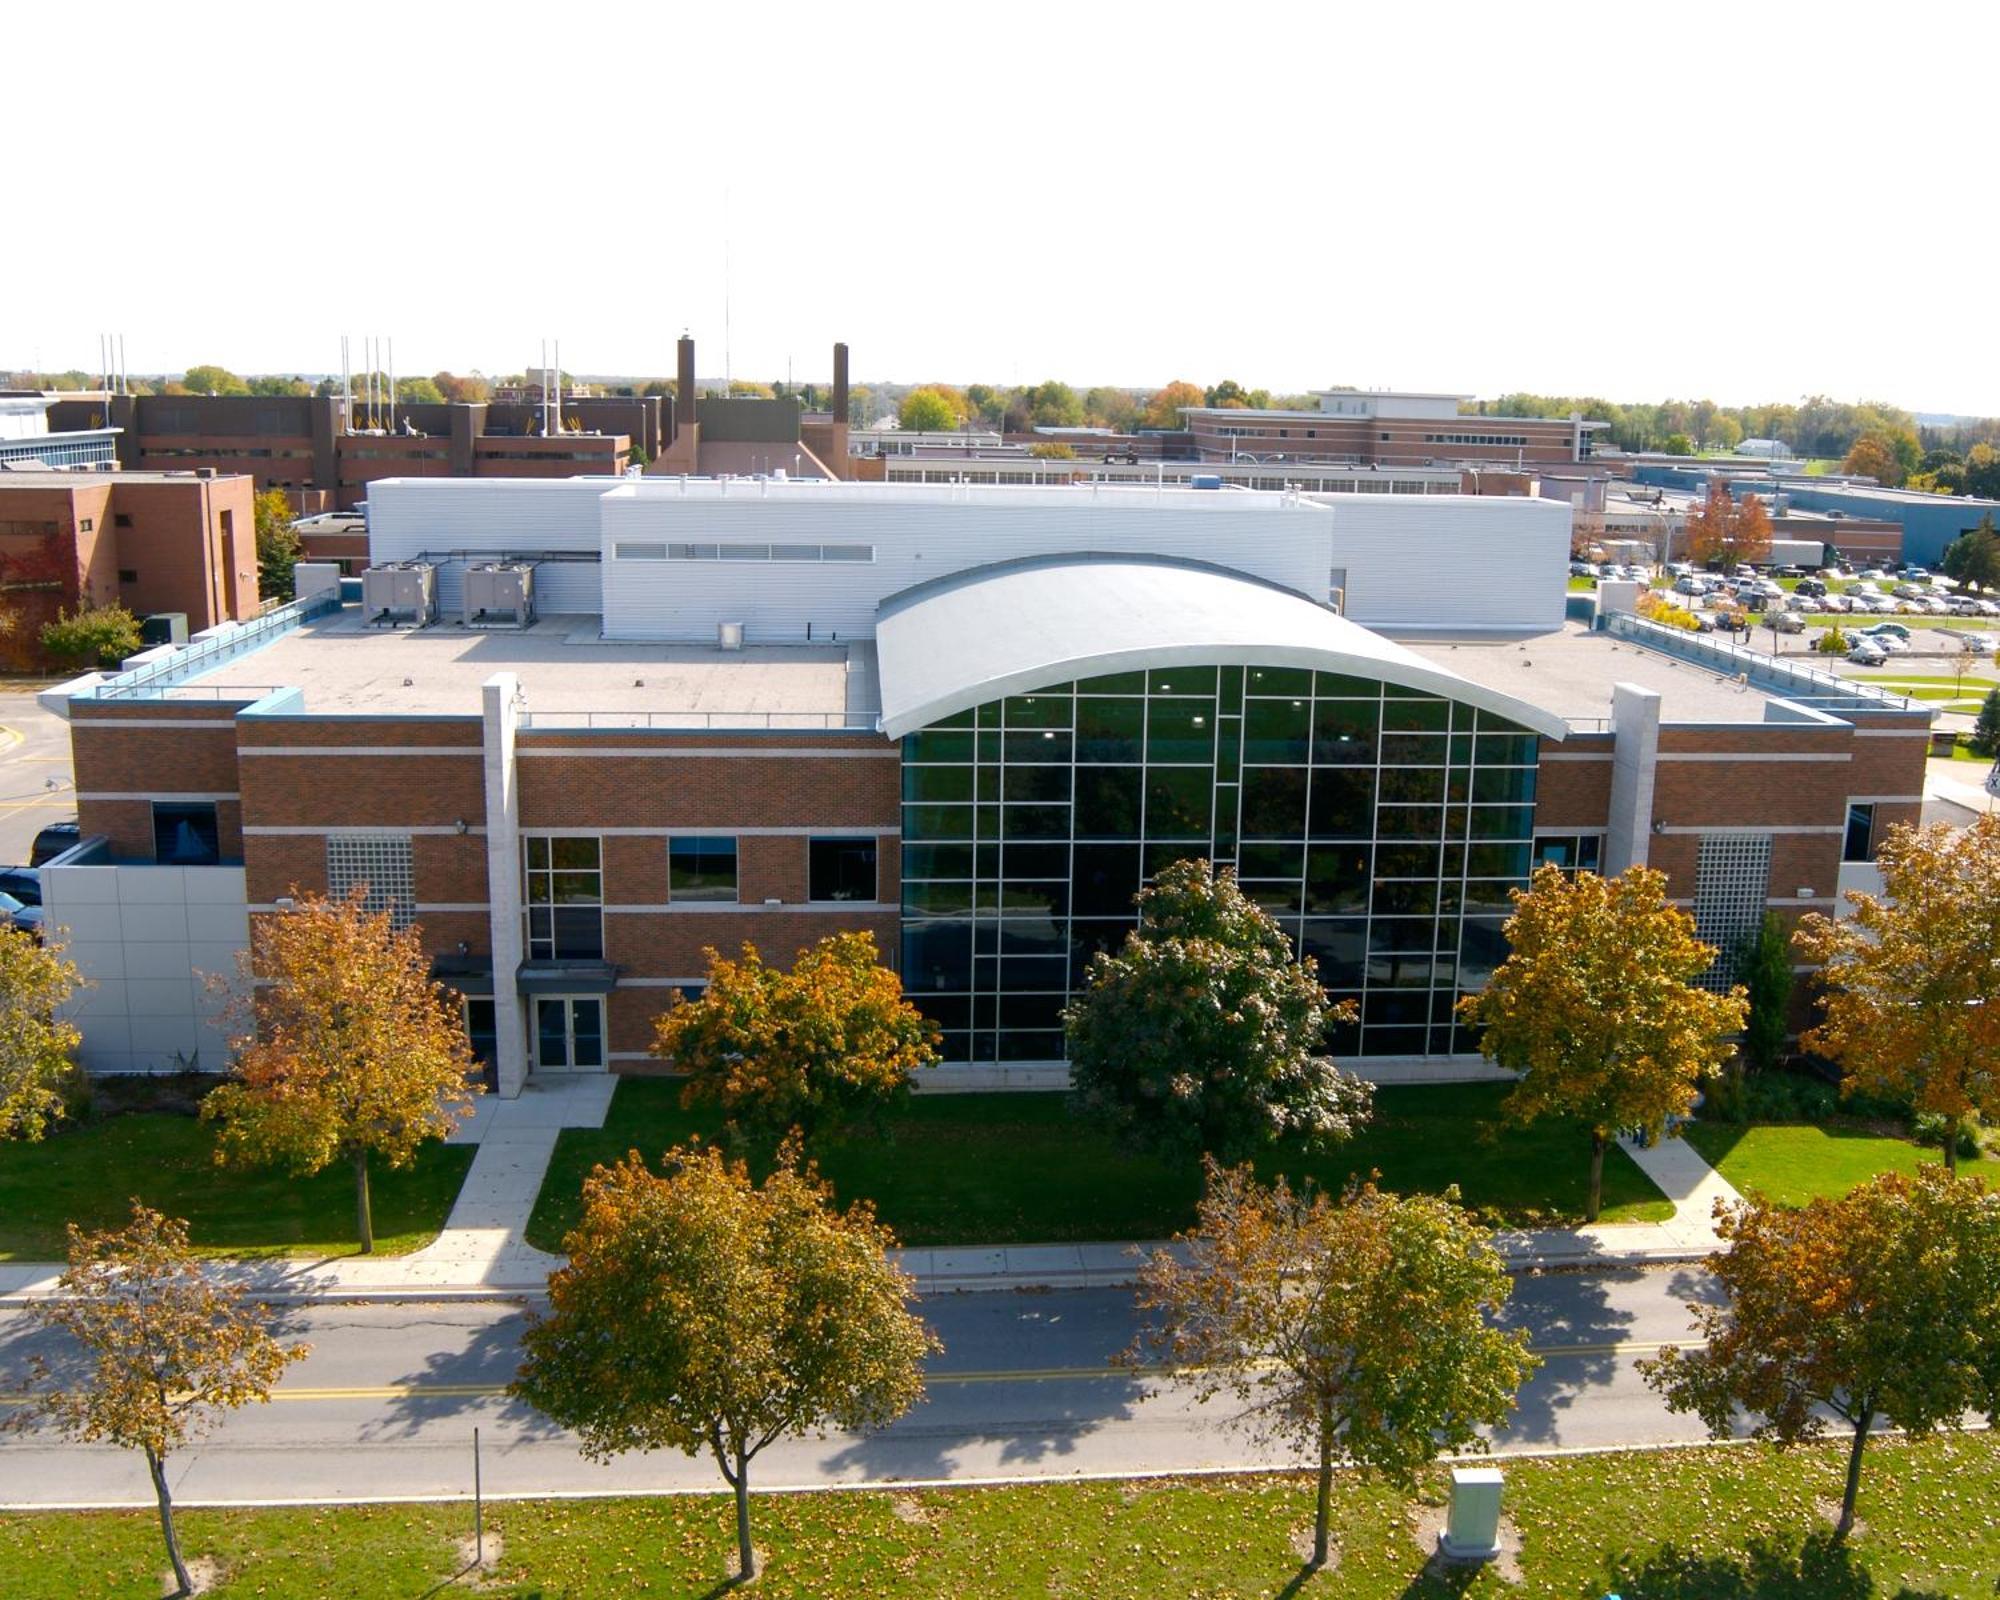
[{"left": 873, "top": 554, "right": 1569, "bottom": 739}]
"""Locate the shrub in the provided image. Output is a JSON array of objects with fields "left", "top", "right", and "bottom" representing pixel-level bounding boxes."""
[
  {"left": 1913, "top": 1111, "right": 1983, "bottom": 1160},
  {"left": 40, "top": 604, "right": 142, "bottom": 668},
  {"left": 1973, "top": 688, "right": 2000, "bottom": 758},
  {"left": 1816, "top": 625, "right": 1850, "bottom": 655}
]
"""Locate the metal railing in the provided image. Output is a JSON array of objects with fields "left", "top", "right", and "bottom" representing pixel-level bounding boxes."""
[
  {"left": 1603, "top": 611, "right": 1922, "bottom": 713},
  {"left": 518, "top": 709, "right": 872, "bottom": 731},
  {"left": 92, "top": 591, "right": 340, "bottom": 700}
]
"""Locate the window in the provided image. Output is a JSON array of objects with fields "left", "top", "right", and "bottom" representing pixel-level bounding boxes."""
[
  {"left": 1843, "top": 802, "right": 1876, "bottom": 864},
  {"left": 524, "top": 836, "right": 603, "bottom": 960},
  {"left": 153, "top": 802, "right": 219, "bottom": 865},
  {"left": 1533, "top": 834, "right": 1603, "bottom": 877},
  {"left": 463, "top": 998, "right": 497, "bottom": 1065},
  {"left": 118, "top": 568, "right": 138, "bottom": 584},
  {"left": 113, "top": 513, "right": 133, "bottom": 529},
  {"left": 669, "top": 835, "right": 737, "bottom": 901},
  {"left": 326, "top": 834, "right": 415, "bottom": 928},
  {"left": 809, "top": 837, "right": 878, "bottom": 902},
  {"left": 79, "top": 517, "right": 94, "bottom": 532},
  {"left": 533, "top": 996, "right": 604, "bottom": 1069}
]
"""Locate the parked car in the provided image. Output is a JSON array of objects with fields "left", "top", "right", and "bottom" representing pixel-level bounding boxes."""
[
  {"left": 1767, "top": 610, "right": 1805, "bottom": 634},
  {"left": 1673, "top": 575, "right": 1711, "bottom": 595},
  {"left": 29, "top": 820, "right": 78, "bottom": 867},
  {"left": 1906, "top": 567, "right": 1933, "bottom": 582},
  {"left": 1848, "top": 642, "right": 1888, "bottom": 666},
  {"left": 1954, "top": 632, "right": 1994, "bottom": 655},
  {"left": 0, "top": 867, "right": 41, "bottom": 907},
  {"left": 1667, "top": 562, "right": 1694, "bottom": 578},
  {"left": 1859, "top": 622, "right": 1912, "bottom": 639},
  {"left": 1796, "top": 578, "right": 1828, "bottom": 599},
  {"left": 0, "top": 890, "right": 43, "bottom": 940},
  {"left": 1569, "top": 560, "right": 1596, "bottom": 578}
]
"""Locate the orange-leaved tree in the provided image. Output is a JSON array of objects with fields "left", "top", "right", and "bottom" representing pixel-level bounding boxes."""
[
  {"left": 16, "top": 1205, "right": 307, "bottom": 1596},
  {"left": 513, "top": 1140, "right": 936, "bottom": 1585},
  {"left": 1794, "top": 814, "right": 2000, "bottom": 1173},
  {"left": 1731, "top": 491, "right": 1774, "bottom": 565},
  {"left": 1641, "top": 1169, "right": 2000, "bottom": 1544},
  {"left": 201, "top": 887, "right": 480, "bottom": 1252},
  {"left": 654, "top": 931, "right": 938, "bottom": 1146},
  {"left": 1458, "top": 865, "right": 1748, "bottom": 1221},
  {"left": 1682, "top": 480, "right": 1736, "bottom": 566}
]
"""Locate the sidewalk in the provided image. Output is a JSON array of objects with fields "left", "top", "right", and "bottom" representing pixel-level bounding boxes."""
[{"left": 0, "top": 1113, "right": 1738, "bottom": 1304}]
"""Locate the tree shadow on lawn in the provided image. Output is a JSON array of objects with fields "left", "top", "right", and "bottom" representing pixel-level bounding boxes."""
[
  {"left": 364, "top": 1308, "right": 566, "bottom": 1444},
  {"left": 1595, "top": 1530, "right": 1948, "bottom": 1600},
  {"left": 1486, "top": 1267, "right": 1637, "bottom": 1446}
]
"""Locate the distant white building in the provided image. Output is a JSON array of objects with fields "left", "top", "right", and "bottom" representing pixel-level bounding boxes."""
[{"left": 1737, "top": 438, "right": 1792, "bottom": 459}]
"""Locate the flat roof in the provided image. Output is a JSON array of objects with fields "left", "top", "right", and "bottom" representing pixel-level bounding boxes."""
[
  {"left": 186, "top": 611, "right": 866, "bottom": 723},
  {"left": 1405, "top": 624, "right": 1815, "bottom": 726}
]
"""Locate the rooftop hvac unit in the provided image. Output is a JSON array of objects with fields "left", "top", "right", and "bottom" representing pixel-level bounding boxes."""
[
  {"left": 360, "top": 561, "right": 437, "bottom": 626},
  {"left": 462, "top": 562, "right": 535, "bottom": 628}
]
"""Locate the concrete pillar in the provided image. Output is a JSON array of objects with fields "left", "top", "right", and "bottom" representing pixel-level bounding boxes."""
[
  {"left": 449, "top": 403, "right": 485, "bottom": 477},
  {"left": 482, "top": 672, "right": 527, "bottom": 1097},
  {"left": 676, "top": 337, "right": 697, "bottom": 434},
  {"left": 1604, "top": 681, "right": 1663, "bottom": 876}
]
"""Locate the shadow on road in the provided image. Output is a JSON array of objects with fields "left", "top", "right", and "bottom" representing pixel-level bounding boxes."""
[
  {"left": 366, "top": 1311, "right": 564, "bottom": 1444},
  {"left": 1490, "top": 1267, "right": 1639, "bottom": 1445}
]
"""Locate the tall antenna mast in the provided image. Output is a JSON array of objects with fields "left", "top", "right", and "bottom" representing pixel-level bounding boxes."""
[
  {"left": 388, "top": 335, "right": 396, "bottom": 436},
  {"left": 723, "top": 188, "right": 733, "bottom": 391},
  {"left": 554, "top": 340, "right": 562, "bottom": 432}
]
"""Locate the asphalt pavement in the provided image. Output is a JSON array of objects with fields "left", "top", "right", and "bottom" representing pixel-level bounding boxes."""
[
  {"left": 0, "top": 687, "right": 75, "bottom": 868},
  {"left": 0, "top": 1267, "right": 1730, "bottom": 1509}
]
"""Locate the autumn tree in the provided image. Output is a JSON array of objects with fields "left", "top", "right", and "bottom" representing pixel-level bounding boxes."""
[
  {"left": 1732, "top": 491, "right": 1773, "bottom": 565},
  {"left": 1842, "top": 432, "right": 1905, "bottom": 485},
  {"left": 514, "top": 1142, "right": 935, "bottom": 1585},
  {"left": 1640, "top": 1169, "right": 2000, "bottom": 1544},
  {"left": 897, "top": 385, "right": 963, "bottom": 432},
  {"left": 1064, "top": 859, "right": 1372, "bottom": 1163},
  {"left": 1682, "top": 481, "right": 1736, "bottom": 566},
  {"left": 654, "top": 931, "right": 938, "bottom": 1147},
  {"left": 201, "top": 888, "right": 480, "bottom": 1251},
  {"left": 1459, "top": 865, "right": 1748, "bottom": 1221},
  {"left": 0, "top": 926, "right": 82, "bottom": 1140},
  {"left": 17, "top": 1205, "right": 306, "bottom": 1595},
  {"left": 1133, "top": 1163, "right": 1537, "bottom": 1568},
  {"left": 179, "top": 364, "right": 248, "bottom": 396},
  {"left": 1141, "top": 380, "right": 1205, "bottom": 430},
  {"left": 252, "top": 488, "right": 302, "bottom": 601},
  {"left": 1794, "top": 815, "right": 2000, "bottom": 1173},
  {"left": 1943, "top": 513, "right": 2000, "bottom": 592}
]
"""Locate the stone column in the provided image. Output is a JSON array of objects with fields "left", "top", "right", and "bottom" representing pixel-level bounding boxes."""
[
  {"left": 482, "top": 672, "right": 527, "bottom": 1097},
  {"left": 1603, "top": 681, "right": 1662, "bottom": 876}
]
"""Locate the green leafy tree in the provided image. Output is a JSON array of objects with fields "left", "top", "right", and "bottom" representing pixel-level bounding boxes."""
[
  {"left": 179, "top": 364, "right": 248, "bottom": 396},
  {"left": 245, "top": 375, "right": 310, "bottom": 397},
  {"left": 393, "top": 376, "right": 444, "bottom": 405},
  {"left": 513, "top": 1141, "right": 936, "bottom": 1585},
  {"left": 1794, "top": 815, "right": 2000, "bottom": 1173},
  {"left": 1974, "top": 687, "right": 2000, "bottom": 758},
  {"left": 1739, "top": 912, "right": 1794, "bottom": 1074},
  {"left": 1133, "top": 1162, "right": 1538, "bottom": 1568},
  {"left": 1021, "top": 379, "right": 1084, "bottom": 428},
  {"left": 1662, "top": 432, "right": 1694, "bottom": 456},
  {"left": 653, "top": 932, "right": 938, "bottom": 1147},
  {"left": 1204, "top": 378, "right": 1251, "bottom": 409},
  {"left": 0, "top": 926, "right": 82, "bottom": 1140},
  {"left": 17, "top": 1205, "right": 307, "bottom": 1595},
  {"left": 202, "top": 888, "right": 480, "bottom": 1251},
  {"left": 1027, "top": 440, "right": 1076, "bottom": 460},
  {"left": 252, "top": 488, "right": 302, "bottom": 601},
  {"left": 897, "top": 385, "right": 963, "bottom": 432},
  {"left": 1064, "top": 858, "right": 1371, "bottom": 1163},
  {"left": 1459, "top": 865, "right": 1748, "bottom": 1221},
  {"left": 1943, "top": 513, "right": 2000, "bottom": 592},
  {"left": 41, "top": 604, "right": 142, "bottom": 668},
  {"left": 1641, "top": 1169, "right": 2000, "bottom": 1544}
]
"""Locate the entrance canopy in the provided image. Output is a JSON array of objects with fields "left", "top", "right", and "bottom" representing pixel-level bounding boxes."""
[{"left": 874, "top": 554, "right": 1568, "bottom": 740}]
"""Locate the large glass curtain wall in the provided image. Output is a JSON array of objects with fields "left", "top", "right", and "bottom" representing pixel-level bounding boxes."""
[{"left": 900, "top": 666, "right": 1539, "bottom": 1063}]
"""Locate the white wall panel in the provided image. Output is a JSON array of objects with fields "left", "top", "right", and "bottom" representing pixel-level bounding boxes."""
[
  {"left": 366, "top": 479, "right": 616, "bottom": 617},
  {"left": 1326, "top": 495, "right": 1570, "bottom": 634}
]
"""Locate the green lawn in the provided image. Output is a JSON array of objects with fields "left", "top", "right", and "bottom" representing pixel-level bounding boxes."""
[
  {"left": 1682, "top": 1119, "right": 1942, "bottom": 1207},
  {"left": 0, "top": 1113, "right": 475, "bottom": 1260},
  {"left": 6, "top": 1433, "right": 1999, "bottom": 1598},
  {"left": 525, "top": 1080, "right": 1671, "bottom": 1253}
]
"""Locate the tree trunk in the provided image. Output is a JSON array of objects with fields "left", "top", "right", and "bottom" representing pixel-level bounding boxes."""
[
  {"left": 1835, "top": 1407, "right": 1873, "bottom": 1544},
  {"left": 733, "top": 1448, "right": 756, "bottom": 1584},
  {"left": 352, "top": 1146, "right": 375, "bottom": 1255},
  {"left": 1944, "top": 1127, "right": 1960, "bottom": 1176},
  {"left": 1311, "top": 1408, "right": 1335, "bottom": 1568},
  {"left": 147, "top": 1447, "right": 193, "bottom": 1598},
  {"left": 1587, "top": 1128, "right": 1606, "bottom": 1224}
]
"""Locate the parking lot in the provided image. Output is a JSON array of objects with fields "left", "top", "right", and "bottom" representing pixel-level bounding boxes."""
[{"left": 0, "top": 688, "right": 76, "bottom": 870}]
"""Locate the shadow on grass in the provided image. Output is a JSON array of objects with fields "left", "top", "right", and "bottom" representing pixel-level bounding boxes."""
[{"left": 1596, "top": 1531, "right": 1949, "bottom": 1600}]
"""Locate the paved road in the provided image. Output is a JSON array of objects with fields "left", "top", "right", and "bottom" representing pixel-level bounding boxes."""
[
  {"left": 0, "top": 1267, "right": 1728, "bottom": 1509},
  {"left": 0, "top": 688, "right": 74, "bottom": 868}
]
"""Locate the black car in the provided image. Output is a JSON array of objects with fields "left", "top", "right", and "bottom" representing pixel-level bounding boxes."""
[
  {"left": 0, "top": 867, "right": 40, "bottom": 906},
  {"left": 29, "top": 820, "right": 79, "bottom": 867}
]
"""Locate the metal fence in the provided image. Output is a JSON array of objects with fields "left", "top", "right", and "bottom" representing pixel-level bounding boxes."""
[
  {"left": 518, "top": 709, "right": 872, "bottom": 731},
  {"left": 92, "top": 591, "right": 340, "bottom": 700}
]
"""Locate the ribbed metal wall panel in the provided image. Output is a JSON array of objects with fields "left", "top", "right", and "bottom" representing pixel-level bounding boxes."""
[
  {"left": 365, "top": 478, "right": 615, "bottom": 616},
  {"left": 1327, "top": 495, "right": 1570, "bottom": 633}
]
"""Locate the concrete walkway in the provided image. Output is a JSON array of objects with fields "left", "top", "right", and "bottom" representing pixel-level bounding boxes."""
[{"left": 0, "top": 1101, "right": 1742, "bottom": 1304}]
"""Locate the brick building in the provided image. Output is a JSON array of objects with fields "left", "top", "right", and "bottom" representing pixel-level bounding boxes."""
[
  {"left": 38, "top": 479, "right": 1926, "bottom": 1088},
  {"left": 1180, "top": 390, "right": 1603, "bottom": 471}
]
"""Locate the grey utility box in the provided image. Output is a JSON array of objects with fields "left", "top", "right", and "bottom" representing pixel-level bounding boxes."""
[
  {"left": 462, "top": 563, "right": 534, "bottom": 628},
  {"left": 140, "top": 612, "right": 189, "bottom": 648},
  {"left": 1439, "top": 1465, "right": 1503, "bottom": 1560},
  {"left": 360, "top": 562, "right": 437, "bottom": 625}
]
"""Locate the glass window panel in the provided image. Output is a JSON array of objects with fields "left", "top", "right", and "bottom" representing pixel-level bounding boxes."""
[
  {"left": 1071, "top": 918, "right": 1134, "bottom": 980},
  {"left": 1243, "top": 880, "right": 1303, "bottom": 916},
  {"left": 1446, "top": 770, "right": 1471, "bottom": 803},
  {"left": 1002, "top": 804, "right": 1069, "bottom": 840},
  {"left": 1004, "top": 692, "right": 1072, "bottom": 729},
  {"left": 525, "top": 837, "right": 549, "bottom": 871},
  {"left": 1299, "top": 918, "right": 1367, "bottom": 988},
  {"left": 905, "top": 843, "right": 974, "bottom": 879},
  {"left": 1438, "top": 881, "right": 1463, "bottom": 915},
  {"left": 1244, "top": 666, "right": 1311, "bottom": 695},
  {"left": 1476, "top": 710, "right": 1531, "bottom": 735},
  {"left": 1369, "top": 950, "right": 1450, "bottom": 989},
  {"left": 1145, "top": 842, "right": 1207, "bottom": 877},
  {"left": 919, "top": 995, "right": 972, "bottom": 1030},
  {"left": 998, "top": 1030, "right": 1065, "bottom": 1061},
  {"left": 1074, "top": 766, "right": 1143, "bottom": 837},
  {"left": 1362, "top": 1026, "right": 1429, "bottom": 1056},
  {"left": 1150, "top": 667, "right": 1217, "bottom": 695},
  {"left": 1476, "top": 733, "right": 1541, "bottom": 766},
  {"left": 1218, "top": 665, "right": 1244, "bottom": 704},
  {"left": 997, "top": 880, "right": 1069, "bottom": 918},
  {"left": 1005, "top": 730, "right": 1071, "bottom": 764},
  {"left": 930, "top": 708, "right": 975, "bottom": 729},
  {"left": 978, "top": 765, "right": 1002, "bottom": 802},
  {"left": 1471, "top": 766, "right": 1537, "bottom": 804},
  {"left": 1076, "top": 697, "right": 1144, "bottom": 763},
  {"left": 978, "top": 730, "right": 1002, "bottom": 762},
  {"left": 904, "top": 804, "right": 973, "bottom": 840},
  {"left": 1376, "top": 842, "right": 1442, "bottom": 879},
  {"left": 1314, "top": 672, "right": 1381, "bottom": 698},
  {"left": 669, "top": 836, "right": 737, "bottom": 901},
  {"left": 1305, "top": 845, "right": 1371, "bottom": 914},
  {"left": 997, "top": 982, "right": 1068, "bottom": 1022},
  {"left": 1577, "top": 835, "right": 1603, "bottom": 872},
  {"left": 1463, "top": 880, "right": 1522, "bottom": 918},
  {"left": 1241, "top": 767, "right": 1309, "bottom": 839},
  {"left": 536, "top": 999, "right": 569, "bottom": 1067},
  {"left": 1215, "top": 718, "right": 1242, "bottom": 784},
  {"left": 1458, "top": 917, "right": 1511, "bottom": 988},
  {"left": 1372, "top": 878, "right": 1437, "bottom": 917},
  {"left": 904, "top": 729, "right": 975, "bottom": 763},
  {"left": 551, "top": 838, "right": 600, "bottom": 871},
  {"left": 1441, "top": 842, "right": 1466, "bottom": 879},
  {"left": 973, "top": 922, "right": 1001, "bottom": 954},
  {"left": 1379, "top": 733, "right": 1448, "bottom": 767},
  {"left": 1309, "top": 768, "right": 1377, "bottom": 839},
  {"left": 1470, "top": 806, "right": 1536, "bottom": 841},
  {"left": 1001, "top": 842, "right": 1069, "bottom": 879},
  {"left": 1466, "top": 842, "right": 1532, "bottom": 879},
  {"left": 1145, "top": 769, "right": 1212, "bottom": 839},
  {"left": 1076, "top": 671, "right": 1146, "bottom": 694},
  {"left": 549, "top": 906, "right": 603, "bottom": 959},
  {"left": 1382, "top": 698, "right": 1448, "bottom": 732},
  {"left": 1240, "top": 841, "right": 1303, "bottom": 878},
  {"left": 976, "top": 805, "right": 1001, "bottom": 839},
  {"left": 1146, "top": 698, "right": 1215, "bottom": 765},
  {"left": 1365, "top": 991, "right": 1432, "bottom": 1027},
  {"left": 1325, "top": 1001, "right": 1363, "bottom": 1056},
  {"left": 1378, "top": 765, "right": 1446, "bottom": 804},
  {"left": 1377, "top": 806, "right": 1444, "bottom": 839},
  {"left": 1312, "top": 700, "right": 1379, "bottom": 764},
  {"left": 1369, "top": 918, "right": 1437, "bottom": 954},
  {"left": 1003, "top": 764, "right": 1069, "bottom": 802},
  {"left": 904, "top": 881, "right": 974, "bottom": 915},
  {"left": 1243, "top": 697, "right": 1311, "bottom": 765},
  {"left": 1073, "top": 844, "right": 1143, "bottom": 915},
  {"left": 903, "top": 765, "right": 975, "bottom": 802},
  {"left": 809, "top": 838, "right": 878, "bottom": 901},
  {"left": 976, "top": 843, "right": 1001, "bottom": 877},
  {"left": 998, "top": 919, "right": 1068, "bottom": 959},
  {"left": 571, "top": 1000, "right": 604, "bottom": 1068}
]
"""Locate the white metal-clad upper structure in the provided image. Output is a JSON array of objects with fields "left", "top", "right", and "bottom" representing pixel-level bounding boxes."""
[{"left": 872, "top": 554, "right": 1571, "bottom": 740}]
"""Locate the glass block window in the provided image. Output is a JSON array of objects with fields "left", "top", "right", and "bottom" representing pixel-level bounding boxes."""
[
  {"left": 1693, "top": 832, "right": 1772, "bottom": 990},
  {"left": 325, "top": 834, "right": 415, "bottom": 929}
]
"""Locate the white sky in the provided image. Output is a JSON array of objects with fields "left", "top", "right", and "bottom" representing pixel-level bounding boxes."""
[{"left": 12, "top": 0, "right": 1999, "bottom": 415}]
